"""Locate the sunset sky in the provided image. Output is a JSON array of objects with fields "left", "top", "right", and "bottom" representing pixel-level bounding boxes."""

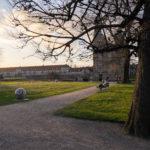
[{"left": 0, "top": 0, "right": 92, "bottom": 68}]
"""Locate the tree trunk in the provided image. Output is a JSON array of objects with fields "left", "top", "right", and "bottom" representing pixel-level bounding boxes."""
[
  {"left": 124, "top": 1, "right": 150, "bottom": 137},
  {"left": 123, "top": 50, "right": 130, "bottom": 83}
]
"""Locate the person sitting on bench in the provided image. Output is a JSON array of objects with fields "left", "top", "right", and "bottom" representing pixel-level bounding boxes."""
[{"left": 98, "top": 77, "right": 109, "bottom": 90}]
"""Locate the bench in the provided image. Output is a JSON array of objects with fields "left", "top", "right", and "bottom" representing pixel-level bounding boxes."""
[{"left": 97, "top": 82, "right": 109, "bottom": 90}]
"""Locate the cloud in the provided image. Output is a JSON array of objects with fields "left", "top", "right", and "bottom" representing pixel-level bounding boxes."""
[
  {"left": 0, "top": 8, "right": 14, "bottom": 39},
  {"left": 0, "top": 7, "right": 92, "bottom": 67}
]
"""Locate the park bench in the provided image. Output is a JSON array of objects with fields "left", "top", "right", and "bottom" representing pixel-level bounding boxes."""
[{"left": 97, "top": 82, "right": 109, "bottom": 91}]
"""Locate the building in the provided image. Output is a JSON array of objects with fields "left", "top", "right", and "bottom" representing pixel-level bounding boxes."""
[
  {"left": 0, "top": 65, "right": 70, "bottom": 80},
  {"left": 0, "top": 65, "right": 93, "bottom": 81},
  {"left": 129, "top": 63, "right": 137, "bottom": 78},
  {"left": 93, "top": 51, "right": 125, "bottom": 81},
  {"left": 93, "top": 31, "right": 126, "bottom": 81},
  {"left": 61, "top": 67, "right": 93, "bottom": 81}
]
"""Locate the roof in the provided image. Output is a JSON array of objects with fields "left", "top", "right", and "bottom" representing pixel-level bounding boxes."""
[{"left": 0, "top": 65, "right": 70, "bottom": 72}]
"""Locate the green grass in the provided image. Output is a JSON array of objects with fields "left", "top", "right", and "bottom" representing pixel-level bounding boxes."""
[
  {"left": 55, "top": 83, "right": 134, "bottom": 123},
  {"left": 0, "top": 81, "right": 98, "bottom": 106}
]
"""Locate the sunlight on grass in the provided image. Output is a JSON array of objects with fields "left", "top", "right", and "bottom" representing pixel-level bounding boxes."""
[
  {"left": 0, "top": 81, "right": 98, "bottom": 106},
  {"left": 55, "top": 83, "right": 134, "bottom": 123}
]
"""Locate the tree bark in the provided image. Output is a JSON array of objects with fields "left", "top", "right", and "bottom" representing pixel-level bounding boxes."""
[
  {"left": 124, "top": 0, "right": 150, "bottom": 137},
  {"left": 123, "top": 50, "right": 130, "bottom": 83}
]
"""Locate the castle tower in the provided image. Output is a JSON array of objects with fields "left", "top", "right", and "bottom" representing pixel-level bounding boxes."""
[
  {"left": 92, "top": 30, "right": 106, "bottom": 80},
  {"left": 93, "top": 30, "right": 125, "bottom": 81}
]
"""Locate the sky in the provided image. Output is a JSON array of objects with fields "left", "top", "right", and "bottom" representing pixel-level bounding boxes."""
[{"left": 0, "top": 0, "right": 92, "bottom": 68}]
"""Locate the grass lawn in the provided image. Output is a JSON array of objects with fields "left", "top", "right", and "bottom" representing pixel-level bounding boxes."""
[
  {"left": 0, "top": 81, "right": 98, "bottom": 106},
  {"left": 55, "top": 83, "right": 134, "bottom": 123}
]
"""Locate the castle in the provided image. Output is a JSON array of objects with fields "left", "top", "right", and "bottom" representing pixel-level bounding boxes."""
[
  {"left": 93, "top": 31, "right": 125, "bottom": 81},
  {"left": 0, "top": 31, "right": 134, "bottom": 81},
  {"left": 0, "top": 65, "right": 93, "bottom": 81}
]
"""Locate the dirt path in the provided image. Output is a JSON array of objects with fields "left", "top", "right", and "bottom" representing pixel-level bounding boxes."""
[{"left": 0, "top": 86, "right": 149, "bottom": 150}]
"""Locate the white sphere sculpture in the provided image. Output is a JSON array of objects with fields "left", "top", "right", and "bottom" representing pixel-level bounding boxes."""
[{"left": 15, "top": 88, "right": 26, "bottom": 100}]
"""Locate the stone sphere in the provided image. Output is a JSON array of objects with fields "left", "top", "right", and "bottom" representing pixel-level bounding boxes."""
[{"left": 15, "top": 88, "right": 26, "bottom": 100}]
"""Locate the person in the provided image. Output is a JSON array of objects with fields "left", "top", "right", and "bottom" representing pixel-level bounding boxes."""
[
  {"left": 98, "top": 77, "right": 109, "bottom": 90},
  {"left": 98, "top": 82, "right": 103, "bottom": 90},
  {"left": 103, "top": 80, "right": 109, "bottom": 87},
  {"left": 104, "top": 77, "right": 109, "bottom": 87}
]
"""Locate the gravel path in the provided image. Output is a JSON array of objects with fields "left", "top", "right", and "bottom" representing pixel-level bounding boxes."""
[{"left": 0, "top": 86, "right": 150, "bottom": 150}]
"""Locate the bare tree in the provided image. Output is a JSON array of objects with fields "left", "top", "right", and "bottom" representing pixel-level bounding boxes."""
[
  {"left": 114, "top": 30, "right": 138, "bottom": 83},
  {"left": 9, "top": 0, "right": 150, "bottom": 137},
  {"left": 9, "top": 0, "right": 140, "bottom": 58}
]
